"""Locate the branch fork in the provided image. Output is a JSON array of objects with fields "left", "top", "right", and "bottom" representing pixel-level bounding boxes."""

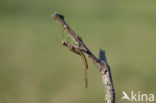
[{"left": 53, "top": 13, "right": 115, "bottom": 103}]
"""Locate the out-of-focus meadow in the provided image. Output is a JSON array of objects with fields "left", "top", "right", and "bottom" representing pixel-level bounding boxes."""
[{"left": 0, "top": 0, "right": 156, "bottom": 103}]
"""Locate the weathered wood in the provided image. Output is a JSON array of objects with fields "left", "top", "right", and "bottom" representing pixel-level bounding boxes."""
[{"left": 53, "top": 13, "right": 115, "bottom": 103}]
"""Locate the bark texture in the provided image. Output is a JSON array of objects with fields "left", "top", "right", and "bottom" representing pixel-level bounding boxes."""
[{"left": 53, "top": 13, "right": 115, "bottom": 103}]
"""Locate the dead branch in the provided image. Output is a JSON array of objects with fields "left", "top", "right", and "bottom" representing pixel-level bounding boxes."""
[{"left": 52, "top": 13, "right": 115, "bottom": 103}]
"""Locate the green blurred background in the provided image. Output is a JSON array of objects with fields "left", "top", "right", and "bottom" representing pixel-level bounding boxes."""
[{"left": 0, "top": 0, "right": 156, "bottom": 103}]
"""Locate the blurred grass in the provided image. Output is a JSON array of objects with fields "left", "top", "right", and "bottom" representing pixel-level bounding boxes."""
[{"left": 0, "top": 0, "right": 156, "bottom": 103}]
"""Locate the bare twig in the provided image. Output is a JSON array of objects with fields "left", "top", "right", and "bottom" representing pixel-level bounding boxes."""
[{"left": 52, "top": 13, "right": 115, "bottom": 103}]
